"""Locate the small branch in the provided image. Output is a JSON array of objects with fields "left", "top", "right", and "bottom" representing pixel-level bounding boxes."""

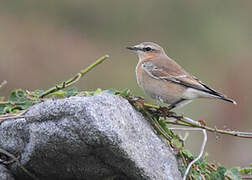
[
  {"left": 169, "top": 127, "right": 204, "bottom": 131},
  {"left": 0, "top": 80, "right": 7, "bottom": 89},
  {"left": 242, "top": 175, "right": 252, "bottom": 179},
  {"left": 170, "top": 123, "right": 207, "bottom": 180},
  {"left": 169, "top": 122, "right": 208, "bottom": 180},
  {"left": 143, "top": 103, "right": 159, "bottom": 109},
  {"left": 0, "top": 109, "right": 30, "bottom": 123},
  {"left": 173, "top": 116, "right": 252, "bottom": 139},
  {"left": 0, "top": 115, "right": 32, "bottom": 123},
  {"left": 141, "top": 103, "right": 252, "bottom": 139},
  {"left": 185, "top": 129, "right": 207, "bottom": 180},
  {"left": 143, "top": 109, "right": 173, "bottom": 141},
  {"left": 0, "top": 101, "right": 25, "bottom": 105},
  {"left": 0, "top": 148, "right": 39, "bottom": 180},
  {"left": 38, "top": 55, "right": 109, "bottom": 98}
]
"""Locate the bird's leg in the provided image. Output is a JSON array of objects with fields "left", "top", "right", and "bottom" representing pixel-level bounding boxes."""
[
  {"left": 157, "top": 106, "right": 170, "bottom": 118},
  {"left": 167, "top": 104, "right": 176, "bottom": 110},
  {"left": 168, "top": 99, "right": 186, "bottom": 110},
  {"left": 158, "top": 99, "right": 187, "bottom": 118},
  {"left": 157, "top": 106, "right": 178, "bottom": 119},
  {"left": 156, "top": 99, "right": 186, "bottom": 118}
]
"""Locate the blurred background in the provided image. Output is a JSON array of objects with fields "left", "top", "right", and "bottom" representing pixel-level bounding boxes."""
[{"left": 0, "top": 0, "right": 251, "bottom": 168}]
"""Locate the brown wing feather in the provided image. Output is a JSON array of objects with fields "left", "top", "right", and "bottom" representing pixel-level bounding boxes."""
[
  {"left": 142, "top": 56, "right": 234, "bottom": 101},
  {"left": 142, "top": 56, "right": 207, "bottom": 91}
]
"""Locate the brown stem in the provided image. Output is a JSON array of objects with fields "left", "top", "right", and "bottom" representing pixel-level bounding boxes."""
[
  {"left": 142, "top": 102, "right": 252, "bottom": 139},
  {"left": 0, "top": 148, "right": 39, "bottom": 180}
]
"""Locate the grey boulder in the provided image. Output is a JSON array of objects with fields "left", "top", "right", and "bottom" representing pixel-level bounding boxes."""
[
  {"left": 0, "top": 92, "right": 181, "bottom": 180},
  {"left": 0, "top": 165, "right": 15, "bottom": 180}
]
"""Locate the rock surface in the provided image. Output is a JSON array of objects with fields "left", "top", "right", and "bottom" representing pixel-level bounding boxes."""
[
  {"left": 0, "top": 165, "right": 15, "bottom": 180},
  {"left": 0, "top": 92, "right": 182, "bottom": 180}
]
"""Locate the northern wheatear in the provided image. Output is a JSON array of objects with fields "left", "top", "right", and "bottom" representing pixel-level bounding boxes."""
[{"left": 127, "top": 42, "right": 236, "bottom": 109}]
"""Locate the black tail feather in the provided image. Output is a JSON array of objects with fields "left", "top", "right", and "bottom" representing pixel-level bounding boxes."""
[
  {"left": 163, "top": 77, "right": 237, "bottom": 105},
  {"left": 218, "top": 96, "right": 237, "bottom": 105},
  {"left": 200, "top": 84, "right": 237, "bottom": 105}
]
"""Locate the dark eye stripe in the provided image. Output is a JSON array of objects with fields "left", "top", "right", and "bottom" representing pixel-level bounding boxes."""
[{"left": 143, "top": 47, "right": 152, "bottom": 52}]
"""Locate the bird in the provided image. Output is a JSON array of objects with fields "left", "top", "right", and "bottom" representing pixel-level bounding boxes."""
[{"left": 126, "top": 42, "right": 236, "bottom": 109}]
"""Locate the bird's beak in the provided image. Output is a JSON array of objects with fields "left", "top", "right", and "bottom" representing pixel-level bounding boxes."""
[{"left": 126, "top": 46, "right": 142, "bottom": 51}]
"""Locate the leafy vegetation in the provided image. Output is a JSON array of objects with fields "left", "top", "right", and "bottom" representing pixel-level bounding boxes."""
[
  {"left": 0, "top": 87, "right": 251, "bottom": 180},
  {"left": 0, "top": 56, "right": 251, "bottom": 180}
]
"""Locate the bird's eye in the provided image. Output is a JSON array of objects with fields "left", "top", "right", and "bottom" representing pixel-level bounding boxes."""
[{"left": 143, "top": 47, "right": 152, "bottom": 52}]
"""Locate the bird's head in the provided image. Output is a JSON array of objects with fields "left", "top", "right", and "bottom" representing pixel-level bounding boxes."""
[{"left": 126, "top": 42, "right": 166, "bottom": 60}]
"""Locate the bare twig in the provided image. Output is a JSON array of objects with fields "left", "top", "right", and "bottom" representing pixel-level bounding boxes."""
[
  {"left": 143, "top": 109, "right": 173, "bottom": 141},
  {"left": 0, "top": 101, "right": 25, "bottom": 105},
  {"left": 0, "top": 80, "right": 7, "bottom": 89},
  {"left": 139, "top": 102, "right": 252, "bottom": 179},
  {"left": 242, "top": 175, "right": 252, "bottom": 179},
  {"left": 170, "top": 116, "right": 252, "bottom": 139},
  {"left": 170, "top": 126, "right": 207, "bottom": 180},
  {"left": 169, "top": 127, "right": 205, "bottom": 131},
  {"left": 38, "top": 55, "right": 109, "bottom": 98},
  {"left": 0, "top": 115, "right": 32, "bottom": 123},
  {"left": 0, "top": 148, "right": 39, "bottom": 180},
  {"left": 0, "top": 109, "right": 30, "bottom": 123},
  {"left": 142, "top": 103, "right": 252, "bottom": 139}
]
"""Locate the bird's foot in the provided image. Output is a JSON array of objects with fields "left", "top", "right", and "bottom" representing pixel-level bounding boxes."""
[
  {"left": 157, "top": 106, "right": 176, "bottom": 118},
  {"left": 127, "top": 96, "right": 145, "bottom": 109}
]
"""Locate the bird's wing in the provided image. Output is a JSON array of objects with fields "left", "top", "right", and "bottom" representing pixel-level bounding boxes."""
[{"left": 141, "top": 58, "right": 224, "bottom": 97}]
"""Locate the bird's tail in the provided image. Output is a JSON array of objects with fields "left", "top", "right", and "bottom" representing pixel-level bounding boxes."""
[
  {"left": 198, "top": 82, "right": 237, "bottom": 105},
  {"left": 218, "top": 96, "right": 237, "bottom": 105}
]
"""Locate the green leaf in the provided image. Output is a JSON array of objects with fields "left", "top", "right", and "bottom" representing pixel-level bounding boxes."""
[
  {"left": 80, "top": 88, "right": 103, "bottom": 97},
  {"left": 0, "top": 104, "right": 5, "bottom": 115},
  {"left": 104, "top": 89, "right": 117, "bottom": 95},
  {"left": 9, "top": 89, "right": 27, "bottom": 102},
  {"left": 20, "top": 100, "right": 37, "bottom": 110},
  {"left": 205, "top": 173, "right": 211, "bottom": 180},
  {"left": 217, "top": 166, "right": 226, "bottom": 179},
  {"left": 81, "top": 91, "right": 92, "bottom": 96},
  {"left": 119, "top": 89, "right": 131, "bottom": 98},
  {"left": 66, "top": 87, "right": 78, "bottom": 97},
  {"left": 3, "top": 106, "right": 12, "bottom": 114},
  {"left": 191, "top": 173, "right": 201, "bottom": 180},
  {"left": 181, "top": 149, "right": 194, "bottom": 160},
  {"left": 240, "top": 167, "right": 252, "bottom": 175},
  {"left": 178, "top": 166, "right": 186, "bottom": 176},
  {"left": 210, "top": 171, "right": 222, "bottom": 180},
  {"left": 171, "top": 138, "right": 183, "bottom": 149},
  {"left": 93, "top": 88, "right": 102, "bottom": 95},
  {"left": 32, "top": 89, "right": 44, "bottom": 97},
  {"left": 197, "top": 160, "right": 207, "bottom": 174},
  {"left": 208, "top": 167, "right": 227, "bottom": 180},
  {"left": 49, "top": 90, "right": 67, "bottom": 98},
  {"left": 225, "top": 168, "right": 241, "bottom": 180},
  {"left": 158, "top": 120, "right": 174, "bottom": 136}
]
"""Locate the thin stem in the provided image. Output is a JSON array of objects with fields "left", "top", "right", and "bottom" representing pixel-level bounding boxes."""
[
  {"left": 168, "top": 122, "right": 208, "bottom": 180},
  {"left": 38, "top": 55, "right": 109, "bottom": 98},
  {"left": 128, "top": 99, "right": 252, "bottom": 179},
  {"left": 175, "top": 127, "right": 207, "bottom": 180},
  {"left": 242, "top": 176, "right": 252, "bottom": 179},
  {"left": 0, "top": 80, "right": 7, "bottom": 89},
  {"left": 143, "top": 103, "right": 159, "bottom": 109},
  {"left": 143, "top": 110, "right": 173, "bottom": 141},
  {"left": 165, "top": 121, "right": 192, "bottom": 127},
  {"left": 143, "top": 102, "right": 252, "bottom": 139},
  {"left": 0, "top": 148, "right": 39, "bottom": 180},
  {"left": 169, "top": 127, "right": 204, "bottom": 131},
  {"left": 0, "top": 101, "right": 25, "bottom": 105},
  {"left": 177, "top": 116, "right": 252, "bottom": 139}
]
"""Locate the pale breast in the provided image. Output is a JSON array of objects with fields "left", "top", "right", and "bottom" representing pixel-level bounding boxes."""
[{"left": 136, "top": 61, "right": 186, "bottom": 104}]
